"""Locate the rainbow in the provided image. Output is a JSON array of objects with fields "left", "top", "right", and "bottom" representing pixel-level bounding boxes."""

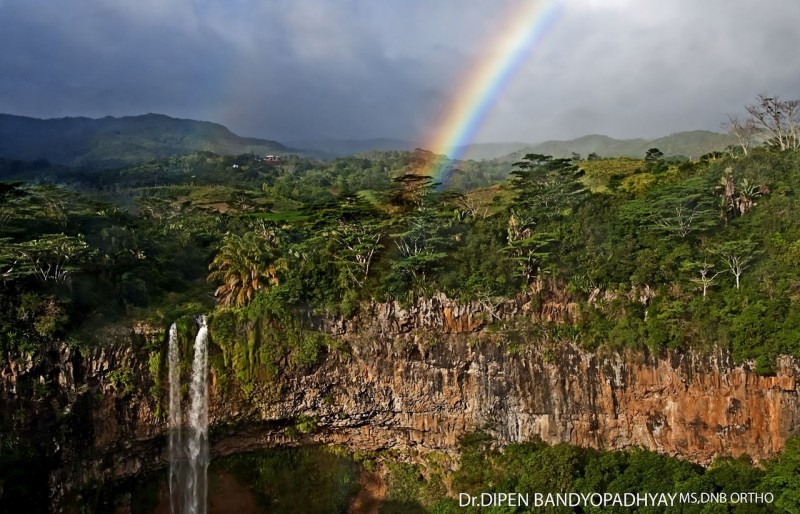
[{"left": 423, "top": 0, "right": 564, "bottom": 187}]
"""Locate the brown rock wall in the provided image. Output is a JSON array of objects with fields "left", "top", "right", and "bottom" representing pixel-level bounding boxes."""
[
  {"left": 245, "top": 337, "right": 797, "bottom": 467},
  {"left": 1, "top": 294, "right": 798, "bottom": 507}
]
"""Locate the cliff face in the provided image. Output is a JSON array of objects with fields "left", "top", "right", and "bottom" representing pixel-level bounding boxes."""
[
  {"left": 1, "top": 295, "right": 799, "bottom": 507},
  {"left": 266, "top": 338, "right": 797, "bottom": 462},
  {"left": 235, "top": 293, "right": 797, "bottom": 464}
]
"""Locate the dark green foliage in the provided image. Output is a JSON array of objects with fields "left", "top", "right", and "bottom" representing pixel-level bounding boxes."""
[
  {"left": 647, "top": 177, "right": 718, "bottom": 239},
  {"left": 216, "top": 446, "right": 361, "bottom": 513},
  {"left": 383, "top": 463, "right": 430, "bottom": 513},
  {"left": 3, "top": 144, "right": 800, "bottom": 370},
  {"left": 451, "top": 432, "right": 499, "bottom": 493},
  {"left": 0, "top": 181, "right": 222, "bottom": 355},
  {"left": 761, "top": 437, "right": 800, "bottom": 513},
  {"left": 59, "top": 438, "right": 800, "bottom": 513},
  {"left": 207, "top": 287, "right": 336, "bottom": 394},
  {"left": 390, "top": 436, "right": 800, "bottom": 514},
  {"left": 509, "top": 154, "right": 587, "bottom": 222},
  {"left": 437, "top": 216, "right": 519, "bottom": 299},
  {"left": 0, "top": 435, "right": 49, "bottom": 514},
  {"left": 4, "top": 132, "right": 800, "bottom": 513},
  {"left": 644, "top": 148, "right": 668, "bottom": 174}
]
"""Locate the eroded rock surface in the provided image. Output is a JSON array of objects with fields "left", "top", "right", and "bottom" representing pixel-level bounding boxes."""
[{"left": 1, "top": 295, "right": 798, "bottom": 508}]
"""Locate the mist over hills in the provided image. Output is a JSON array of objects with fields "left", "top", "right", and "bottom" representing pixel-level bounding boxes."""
[
  {"left": 286, "top": 138, "right": 530, "bottom": 159},
  {"left": 0, "top": 113, "right": 739, "bottom": 169},
  {"left": 294, "top": 132, "right": 738, "bottom": 161},
  {"left": 0, "top": 113, "right": 295, "bottom": 168},
  {"left": 285, "top": 138, "right": 418, "bottom": 156},
  {"left": 484, "top": 131, "right": 738, "bottom": 162}
]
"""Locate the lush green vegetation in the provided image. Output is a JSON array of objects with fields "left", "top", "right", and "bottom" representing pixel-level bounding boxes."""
[
  {"left": 3, "top": 135, "right": 800, "bottom": 374},
  {"left": 215, "top": 446, "right": 362, "bottom": 513},
  {"left": 195, "top": 145, "right": 800, "bottom": 374},
  {"left": 385, "top": 434, "right": 800, "bottom": 514},
  {"left": 59, "top": 437, "right": 800, "bottom": 513},
  {"left": 0, "top": 147, "right": 507, "bottom": 358},
  {"left": 3, "top": 99, "right": 797, "bottom": 373},
  {"left": 2, "top": 103, "right": 800, "bottom": 513}
]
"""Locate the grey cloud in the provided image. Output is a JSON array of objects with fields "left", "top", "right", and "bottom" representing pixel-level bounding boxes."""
[{"left": 1, "top": 0, "right": 798, "bottom": 144}]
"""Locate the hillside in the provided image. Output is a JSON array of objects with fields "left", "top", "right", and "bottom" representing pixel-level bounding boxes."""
[
  {"left": 286, "top": 138, "right": 531, "bottom": 160},
  {"left": 285, "top": 138, "right": 417, "bottom": 156},
  {"left": 3, "top": 137, "right": 800, "bottom": 512},
  {"left": 0, "top": 113, "right": 297, "bottom": 168},
  {"left": 499, "top": 130, "right": 738, "bottom": 161},
  {"left": 293, "top": 131, "right": 739, "bottom": 162},
  {"left": 456, "top": 141, "right": 529, "bottom": 161}
]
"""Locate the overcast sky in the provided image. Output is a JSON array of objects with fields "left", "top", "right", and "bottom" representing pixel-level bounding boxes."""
[{"left": 1, "top": 0, "right": 799, "bottom": 145}]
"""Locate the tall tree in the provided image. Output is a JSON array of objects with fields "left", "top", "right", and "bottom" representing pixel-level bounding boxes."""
[
  {"left": 385, "top": 173, "right": 438, "bottom": 212},
  {"left": 332, "top": 219, "right": 383, "bottom": 288},
  {"left": 682, "top": 259, "right": 722, "bottom": 299},
  {"left": 0, "top": 182, "right": 28, "bottom": 225},
  {"left": 644, "top": 148, "right": 667, "bottom": 173},
  {"left": 649, "top": 178, "right": 717, "bottom": 239},
  {"left": 745, "top": 94, "right": 800, "bottom": 151},
  {"left": 13, "top": 234, "right": 89, "bottom": 283},
  {"left": 722, "top": 114, "right": 758, "bottom": 156},
  {"left": 390, "top": 212, "right": 448, "bottom": 285},
  {"left": 509, "top": 154, "right": 586, "bottom": 222},
  {"left": 325, "top": 199, "right": 386, "bottom": 290},
  {"left": 644, "top": 148, "right": 664, "bottom": 161},
  {"left": 716, "top": 167, "right": 763, "bottom": 218},
  {"left": 503, "top": 229, "right": 554, "bottom": 283},
  {"left": 712, "top": 240, "right": 759, "bottom": 290},
  {"left": 620, "top": 178, "right": 717, "bottom": 240},
  {"left": 207, "top": 232, "right": 285, "bottom": 307}
]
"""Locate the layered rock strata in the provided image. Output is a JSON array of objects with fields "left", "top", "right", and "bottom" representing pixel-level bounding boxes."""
[{"left": 1, "top": 295, "right": 798, "bottom": 507}]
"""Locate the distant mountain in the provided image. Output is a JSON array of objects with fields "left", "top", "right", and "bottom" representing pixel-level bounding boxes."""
[
  {"left": 287, "top": 138, "right": 532, "bottom": 160},
  {"left": 0, "top": 113, "right": 297, "bottom": 168},
  {"left": 644, "top": 130, "right": 738, "bottom": 158},
  {"left": 498, "top": 131, "right": 738, "bottom": 162},
  {"left": 286, "top": 138, "right": 418, "bottom": 157},
  {"left": 0, "top": 113, "right": 739, "bottom": 169},
  {"left": 455, "top": 142, "right": 529, "bottom": 161},
  {"left": 294, "top": 130, "right": 738, "bottom": 163}
]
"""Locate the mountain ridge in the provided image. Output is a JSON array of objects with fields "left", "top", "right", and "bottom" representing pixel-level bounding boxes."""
[
  {"left": 285, "top": 137, "right": 418, "bottom": 156},
  {"left": 0, "top": 113, "right": 739, "bottom": 167},
  {"left": 292, "top": 131, "right": 738, "bottom": 161},
  {"left": 497, "top": 130, "right": 738, "bottom": 161},
  {"left": 0, "top": 113, "right": 298, "bottom": 168}
]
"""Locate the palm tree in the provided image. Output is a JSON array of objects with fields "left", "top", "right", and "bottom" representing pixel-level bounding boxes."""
[{"left": 207, "top": 232, "right": 284, "bottom": 307}]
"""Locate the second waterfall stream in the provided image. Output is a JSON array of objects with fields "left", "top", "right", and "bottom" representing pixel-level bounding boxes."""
[{"left": 167, "top": 316, "right": 209, "bottom": 514}]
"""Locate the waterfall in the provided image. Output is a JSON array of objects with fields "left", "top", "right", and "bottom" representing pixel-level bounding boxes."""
[
  {"left": 167, "top": 323, "right": 182, "bottom": 513},
  {"left": 167, "top": 317, "right": 209, "bottom": 514},
  {"left": 186, "top": 316, "right": 209, "bottom": 514}
]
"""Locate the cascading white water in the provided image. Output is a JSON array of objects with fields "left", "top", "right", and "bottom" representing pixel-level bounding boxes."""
[
  {"left": 167, "top": 323, "right": 183, "bottom": 513},
  {"left": 185, "top": 316, "right": 209, "bottom": 514},
  {"left": 167, "top": 317, "right": 209, "bottom": 514}
]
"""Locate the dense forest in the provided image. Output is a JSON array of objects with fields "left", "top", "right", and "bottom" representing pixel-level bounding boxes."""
[
  {"left": 2, "top": 96, "right": 800, "bottom": 512},
  {"left": 2, "top": 125, "right": 800, "bottom": 371}
]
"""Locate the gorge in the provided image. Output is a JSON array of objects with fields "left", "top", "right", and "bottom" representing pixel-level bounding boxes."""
[{"left": 1, "top": 294, "right": 797, "bottom": 510}]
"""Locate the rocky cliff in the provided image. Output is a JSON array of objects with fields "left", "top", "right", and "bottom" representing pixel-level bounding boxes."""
[{"left": 1, "top": 294, "right": 798, "bottom": 508}]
